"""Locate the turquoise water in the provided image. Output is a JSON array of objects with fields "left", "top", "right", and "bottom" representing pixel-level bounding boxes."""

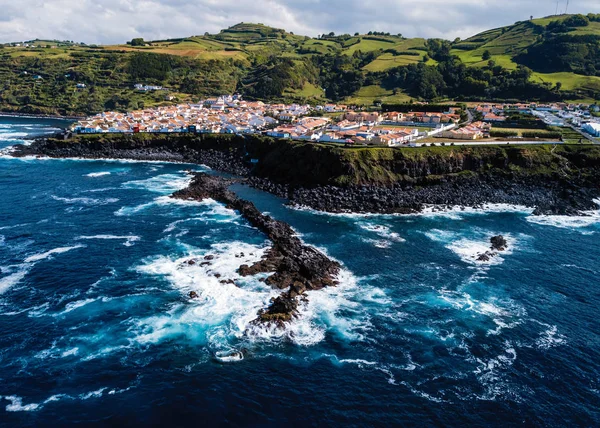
[{"left": 0, "top": 117, "right": 599, "bottom": 426}]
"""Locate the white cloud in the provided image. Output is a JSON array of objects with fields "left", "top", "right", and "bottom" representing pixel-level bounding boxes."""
[{"left": 0, "top": 0, "right": 599, "bottom": 44}]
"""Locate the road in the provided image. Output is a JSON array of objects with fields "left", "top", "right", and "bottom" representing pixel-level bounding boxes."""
[{"left": 412, "top": 141, "right": 565, "bottom": 147}]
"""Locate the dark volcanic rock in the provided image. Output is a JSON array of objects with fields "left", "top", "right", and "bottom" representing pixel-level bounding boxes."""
[
  {"left": 11, "top": 134, "right": 600, "bottom": 216},
  {"left": 490, "top": 235, "right": 508, "bottom": 251},
  {"left": 189, "top": 291, "right": 199, "bottom": 299},
  {"left": 172, "top": 173, "right": 341, "bottom": 325}
]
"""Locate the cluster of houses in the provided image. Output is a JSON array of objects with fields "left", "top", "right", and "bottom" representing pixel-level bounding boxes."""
[
  {"left": 265, "top": 110, "right": 460, "bottom": 145},
  {"left": 71, "top": 96, "right": 471, "bottom": 146},
  {"left": 70, "top": 95, "right": 600, "bottom": 145},
  {"left": 438, "top": 122, "right": 491, "bottom": 140}
]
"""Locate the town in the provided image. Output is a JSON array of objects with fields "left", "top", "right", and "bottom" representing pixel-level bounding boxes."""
[{"left": 70, "top": 94, "right": 600, "bottom": 146}]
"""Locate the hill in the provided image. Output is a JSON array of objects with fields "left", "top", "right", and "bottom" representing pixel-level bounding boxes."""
[{"left": 0, "top": 16, "right": 599, "bottom": 116}]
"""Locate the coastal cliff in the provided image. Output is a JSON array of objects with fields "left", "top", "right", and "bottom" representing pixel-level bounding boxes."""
[{"left": 11, "top": 133, "right": 600, "bottom": 215}]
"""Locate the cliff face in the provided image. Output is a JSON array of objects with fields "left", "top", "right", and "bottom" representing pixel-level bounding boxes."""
[
  {"left": 13, "top": 133, "right": 600, "bottom": 214},
  {"left": 17, "top": 133, "right": 600, "bottom": 187}
]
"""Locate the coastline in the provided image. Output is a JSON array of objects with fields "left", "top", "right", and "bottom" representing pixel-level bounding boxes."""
[
  {"left": 171, "top": 173, "right": 341, "bottom": 325},
  {"left": 7, "top": 133, "right": 600, "bottom": 217},
  {"left": 0, "top": 112, "right": 83, "bottom": 121}
]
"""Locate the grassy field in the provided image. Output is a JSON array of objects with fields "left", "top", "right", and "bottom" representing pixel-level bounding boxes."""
[
  {"left": 344, "top": 85, "right": 413, "bottom": 105},
  {"left": 344, "top": 38, "right": 398, "bottom": 55},
  {"left": 282, "top": 82, "right": 326, "bottom": 100},
  {"left": 531, "top": 72, "right": 600, "bottom": 92}
]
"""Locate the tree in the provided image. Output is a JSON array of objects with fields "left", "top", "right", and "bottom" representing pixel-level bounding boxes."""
[
  {"left": 354, "top": 32, "right": 360, "bottom": 36},
  {"left": 555, "top": 82, "right": 562, "bottom": 91},
  {"left": 482, "top": 50, "right": 491, "bottom": 61},
  {"left": 130, "top": 38, "right": 145, "bottom": 47}
]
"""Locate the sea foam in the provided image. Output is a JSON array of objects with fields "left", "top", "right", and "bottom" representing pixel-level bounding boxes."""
[
  {"left": 85, "top": 172, "right": 111, "bottom": 178},
  {"left": 24, "top": 245, "right": 85, "bottom": 263},
  {"left": 76, "top": 235, "right": 141, "bottom": 247}
]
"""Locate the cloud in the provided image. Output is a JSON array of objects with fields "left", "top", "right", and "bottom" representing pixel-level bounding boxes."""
[{"left": 0, "top": 0, "right": 599, "bottom": 44}]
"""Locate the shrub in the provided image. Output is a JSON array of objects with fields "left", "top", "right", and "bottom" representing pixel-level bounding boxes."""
[{"left": 490, "top": 129, "right": 518, "bottom": 138}]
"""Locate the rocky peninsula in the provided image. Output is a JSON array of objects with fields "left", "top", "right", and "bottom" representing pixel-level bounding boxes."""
[
  {"left": 9, "top": 133, "right": 600, "bottom": 216},
  {"left": 172, "top": 173, "right": 340, "bottom": 324}
]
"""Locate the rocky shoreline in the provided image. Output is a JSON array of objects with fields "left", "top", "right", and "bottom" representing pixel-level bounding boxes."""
[
  {"left": 8, "top": 136, "right": 600, "bottom": 216},
  {"left": 172, "top": 173, "right": 341, "bottom": 325},
  {"left": 246, "top": 174, "right": 599, "bottom": 216}
]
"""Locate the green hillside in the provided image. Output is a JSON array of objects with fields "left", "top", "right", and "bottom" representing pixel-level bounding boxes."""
[{"left": 1, "top": 17, "right": 600, "bottom": 116}]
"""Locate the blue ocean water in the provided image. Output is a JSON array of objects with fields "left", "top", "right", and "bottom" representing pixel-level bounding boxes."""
[{"left": 0, "top": 116, "right": 599, "bottom": 426}]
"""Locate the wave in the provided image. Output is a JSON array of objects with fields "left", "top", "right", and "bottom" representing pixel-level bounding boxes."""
[
  {"left": 527, "top": 212, "right": 600, "bottom": 230},
  {"left": 0, "top": 132, "right": 28, "bottom": 141},
  {"left": 3, "top": 395, "right": 41, "bottom": 412},
  {"left": 358, "top": 222, "right": 406, "bottom": 248},
  {"left": 361, "top": 238, "right": 392, "bottom": 249},
  {"left": 24, "top": 245, "right": 85, "bottom": 263},
  {"left": 424, "top": 229, "right": 519, "bottom": 267},
  {"left": 115, "top": 196, "right": 218, "bottom": 217},
  {"left": 51, "top": 195, "right": 119, "bottom": 206},
  {"left": 535, "top": 324, "right": 567, "bottom": 350},
  {"left": 292, "top": 203, "right": 535, "bottom": 220},
  {"left": 85, "top": 172, "right": 111, "bottom": 178},
  {"left": 2, "top": 385, "right": 133, "bottom": 412},
  {"left": 0, "top": 267, "right": 29, "bottom": 295},
  {"left": 61, "top": 298, "right": 98, "bottom": 314},
  {"left": 76, "top": 235, "right": 140, "bottom": 247},
  {"left": 121, "top": 173, "right": 193, "bottom": 194},
  {"left": 133, "top": 240, "right": 381, "bottom": 350}
]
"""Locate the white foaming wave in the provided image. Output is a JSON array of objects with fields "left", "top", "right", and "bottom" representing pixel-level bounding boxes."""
[
  {"left": 121, "top": 173, "right": 192, "bottom": 194},
  {"left": 61, "top": 298, "right": 97, "bottom": 314},
  {"left": 2, "top": 385, "right": 133, "bottom": 412},
  {"left": 447, "top": 239, "right": 508, "bottom": 266},
  {"left": 3, "top": 396, "right": 41, "bottom": 412},
  {"left": 79, "top": 388, "right": 107, "bottom": 400},
  {"left": 425, "top": 229, "right": 517, "bottom": 267},
  {"left": 134, "top": 240, "right": 380, "bottom": 349},
  {"left": 133, "top": 241, "right": 277, "bottom": 347},
  {"left": 24, "top": 245, "right": 85, "bottom": 263},
  {"left": 527, "top": 210, "right": 600, "bottom": 230},
  {"left": 473, "top": 341, "right": 519, "bottom": 401},
  {"left": 76, "top": 235, "right": 141, "bottom": 247},
  {"left": 248, "top": 269, "right": 387, "bottom": 346},
  {"left": 51, "top": 195, "right": 119, "bottom": 206},
  {"left": 0, "top": 223, "right": 30, "bottom": 231},
  {"left": 358, "top": 222, "right": 406, "bottom": 244},
  {"left": 437, "top": 290, "right": 526, "bottom": 329},
  {"left": 535, "top": 324, "right": 566, "bottom": 350},
  {"left": 291, "top": 203, "right": 535, "bottom": 220},
  {"left": 114, "top": 195, "right": 207, "bottom": 217},
  {"left": 0, "top": 132, "right": 28, "bottom": 140},
  {"left": 85, "top": 172, "right": 111, "bottom": 178},
  {"left": 420, "top": 203, "right": 535, "bottom": 219},
  {"left": 361, "top": 238, "right": 392, "bottom": 249},
  {"left": 0, "top": 268, "right": 29, "bottom": 295}
]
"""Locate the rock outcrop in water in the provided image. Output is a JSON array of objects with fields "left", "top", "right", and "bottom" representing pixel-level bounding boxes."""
[
  {"left": 171, "top": 173, "right": 341, "bottom": 324},
  {"left": 476, "top": 235, "right": 509, "bottom": 262}
]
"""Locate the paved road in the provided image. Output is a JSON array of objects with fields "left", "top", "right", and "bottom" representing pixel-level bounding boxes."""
[{"left": 413, "top": 141, "right": 565, "bottom": 147}]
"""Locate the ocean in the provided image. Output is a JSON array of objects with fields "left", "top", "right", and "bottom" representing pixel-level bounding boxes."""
[{"left": 0, "top": 116, "right": 599, "bottom": 426}]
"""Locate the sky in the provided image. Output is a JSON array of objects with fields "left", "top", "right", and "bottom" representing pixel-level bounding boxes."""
[{"left": 1, "top": 0, "right": 600, "bottom": 44}]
